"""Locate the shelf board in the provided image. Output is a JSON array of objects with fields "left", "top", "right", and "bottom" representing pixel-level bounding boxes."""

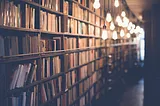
[
  {"left": 0, "top": 46, "right": 106, "bottom": 63},
  {"left": 68, "top": 15, "right": 102, "bottom": 29},
  {"left": 0, "top": 25, "right": 39, "bottom": 33}
]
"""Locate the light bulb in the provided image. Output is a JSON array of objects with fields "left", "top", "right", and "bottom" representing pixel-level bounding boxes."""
[
  {"left": 130, "top": 29, "right": 134, "bottom": 34},
  {"left": 120, "top": 29, "right": 125, "bottom": 37},
  {"left": 106, "top": 12, "right": 112, "bottom": 22},
  {"left": 127, "top": 22, "right": 132, "bottom": 30},
  {"left": 112, "top": 30, "right": 118, "bottom": 40},
  {"left": 114, "top": 0, "right": 119, "bottom": 7},
  {"left": 102, "top": 25, "right": 108, "bottom": 40},
  {"left": 121, "top": 11, "right": 126, "bottom": 17},
  {"left": 136, "top": 26, "right": 141, "bottom": 33},
  {"left": 123, "top": 17, "right": 129, "bottom": 27},
  {"left": 116, "top": 15, "right": 121, "bottom": 22},
  {"left": 126, "top": 33, "right": 131, "bottom": 38},
  {"left": 110, "top": 22, "right": 115, "bottom": 30},
  {"left": 93, "top": 0, "right": 100, "bottom": 9}
]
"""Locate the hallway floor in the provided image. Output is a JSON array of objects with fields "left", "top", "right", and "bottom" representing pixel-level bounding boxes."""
[
  {"left": 94, "top": 79, "right": 144, "bottom": 106},
  {"left": 119, "top": 79, "right": 144, "bottom": 106}
]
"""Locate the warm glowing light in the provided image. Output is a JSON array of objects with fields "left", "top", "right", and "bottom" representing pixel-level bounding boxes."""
[
  {"left": 130, "top": 29, "right": 134, "bottom": 34},
  {"left": 126, "top": 33, "right": 131, "bottom": 38},
  {"left": 110, "top": 22, "right": 115, "bottom": 30},
  {"left": 127, "top": 22, "right": 132, "bottom": 30},
  {"left": 123, "top": 17, "right": 129, "bottom": 27},
  {"left": 93, "top": 0, "right": 100, "bottom": 9},
  {"left": 106, "top": 12, "right": 112, "bottom": 22},
  {"left": 102, "top": 25, "right": 108, "bottom": 40},
  {"left": 121, "top": 11, "right": 126, "bottom": 17},
  {"left": 112, "top": 30, "right": 118, "bottom": 40},
  {"left": 120, "top": 29, "right": 125, "bottom": 37},
  {"left": 114, "top": 0, "right": 119, "bottom": 7}
]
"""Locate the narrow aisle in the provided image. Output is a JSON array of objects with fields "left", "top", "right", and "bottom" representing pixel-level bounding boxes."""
[{"left": 120, "top": 79, "right": 144, "bottom": 106}]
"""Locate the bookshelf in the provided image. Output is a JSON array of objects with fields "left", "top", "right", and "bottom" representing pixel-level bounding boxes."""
[{"left": 0, "top": 0, "right": 139, "bottom": 106}]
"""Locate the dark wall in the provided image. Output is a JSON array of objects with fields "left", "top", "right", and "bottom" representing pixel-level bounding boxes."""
[{"left": 143, "top": 3, "right": 160, "bottom": 106}]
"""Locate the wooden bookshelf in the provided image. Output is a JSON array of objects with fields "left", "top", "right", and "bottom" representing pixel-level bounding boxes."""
[{"left": 0, "top": 0, "right": 139, "bottom": 106}]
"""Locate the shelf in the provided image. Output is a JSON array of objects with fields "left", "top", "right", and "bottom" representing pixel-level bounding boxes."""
[
  {"left": 0, "top": 25, "right": 39, "bottom": 33},
  {"left": 68, "top": 15, "right": 102, "bottom": 29},
  {"left": 0, "top": 47, "right": 106, "bottom": 63}
]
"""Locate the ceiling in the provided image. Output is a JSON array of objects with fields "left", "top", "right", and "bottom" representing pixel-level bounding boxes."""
[{"left": 126, "top": 0, "right": 160, "bottom": 21}]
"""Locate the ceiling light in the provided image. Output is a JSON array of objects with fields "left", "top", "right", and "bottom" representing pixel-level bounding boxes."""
[
  {"left": 93, "top": 0, "right": 100, "bottom": 9},
  {"left": 106, "top": 12, "right": 112, "bottom": 22},
  {"left": 102, "top": 25, "right": 108, "bottom": 40},
  {"left": 114, "top": 0, "right": 119, "bottom": 7},
  {"left": 120, "top": 29, "right": 125, "bottom": 37},
  {"left": 110, "top": 21, "right": 115, "bottom": 30},
  {"left": 112, "top": 30, "right": 118, "bottom": 40},
  {"left": 121, "top": 11, "right": 126, "bottom": 17}
]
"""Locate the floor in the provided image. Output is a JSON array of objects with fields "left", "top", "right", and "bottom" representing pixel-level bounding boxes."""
[
  {"left": 120, "top": 79, "right": 144, "bottom": 106},
  {"left": 93, "top": 79, "right": 144, "bottom": 106}
]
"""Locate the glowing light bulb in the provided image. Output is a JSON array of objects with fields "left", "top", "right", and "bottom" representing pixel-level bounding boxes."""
[
  {"left": 102, "top": 25, "right": 108, "bottom": 40},
  {"left": 93, "top": 0, "right": 100, "bottom": 9},
  {"left": 106, "top": 12, "right": 112, "bottom": 22},
  {"left": 126, "top": 33, "right": 131, "bottom": 38},
  {"left": 136, "top": 26, "right": 141, "bottom": 33},
  {"left": 116, "top": 15, "right": 122, "bottom": 23},
  {"left": 112, "top": 30, "right": 118, "bottom": 40},
  {"left": 127, "top": 22, "right": 132, "bottom": 30},
  {"left": 110, "top": 22, "right": 115, "bottom": 30},
  {"left": 120, "top": 29, "right": 125, "bottom": 37},
  {"left": 121, "top": 11, "right": 126, "bottom": 17},
  {"left": 123, "top": 17, "right": 129, "bottom": 27},
  {"left": 114, "top": 0, "right": 119, "bottom": 7},
  {"left": 130, "top": 29, "right": 134, "bottom": 34}
]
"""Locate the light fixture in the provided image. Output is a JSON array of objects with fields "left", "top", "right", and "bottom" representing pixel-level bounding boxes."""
[
  {"left": 120, "top": 29, "right": 125, "bottom": 37},
  {"left": 102, "top": 25, "right": 108, "bottom": 40},
  {"left": 93, "top": 0, "right": 100, "bottom": 9},
  {"left": 126, "top": 33, "right": 131, "bottom": 38},
  {"left": 110, "top": 21, "right": 115, "bottom": 30},
  {"left": 116, "top": 15, "right": 122, "bottom": 26},
  {"left": 112, "top": 30, "right": 118, "bottom": 40},
  {"left": 114, "top": 0, "right": 119, "bottom": 7},
  {"left": 127, "top": 22, "right": 132, "bottom": 30},
  {"left": 123, "top": 17, "right": 129, "bottom": 27},
  {"left": 106, "top": 12, "right": 112, "bottom": 22},
  {"left": 121, "top": 11, "right": 126, "bottom": 17}
]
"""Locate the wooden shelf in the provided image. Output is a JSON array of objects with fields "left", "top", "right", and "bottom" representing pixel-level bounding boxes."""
[
  {"left": 0, "top": 25, "right": 39, "bottom": 33},
  {"left": 0, "top": 46, "right": 106, "bottom": 63},
  {"left": 68, "top": 15, "right": 102, "bottom": 29}
]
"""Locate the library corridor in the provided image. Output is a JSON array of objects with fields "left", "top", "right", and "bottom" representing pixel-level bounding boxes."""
[{"left": 0, "top": 0, "right": 160, "bottom": 106}]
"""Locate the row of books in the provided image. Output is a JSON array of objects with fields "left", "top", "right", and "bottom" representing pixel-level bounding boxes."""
[
  {"left": 68, "top": 18, "right": 89, "bottom": 35},
  {"left": 10, "top": 62, "right": 37, "bottom": 90},
  {"left": 0, "top": 0, "right": 21, "bottom": 27},
  {"left": 65, "top": 70, "right": 77, "bottom": 89},
  {"left": 9, "top": 69, "right": 102, "bottom": 106},
  {"left": 41, "top": 57, "right": 61, "bottom": 79},
  {"left": 0, "top": 34, "right": 39, "bottom": 56},
  {"left": 41, "top": 0, "right": 60, "bottom": 12},
  {"left": 40, "top": 10, "right": 61, "bottom": 32},
  {"left": 25, "top": 4, "right": 35, "bottom": 29},
  {"left": 40, "top": 37, "right": 61, "bottom": 52}
]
